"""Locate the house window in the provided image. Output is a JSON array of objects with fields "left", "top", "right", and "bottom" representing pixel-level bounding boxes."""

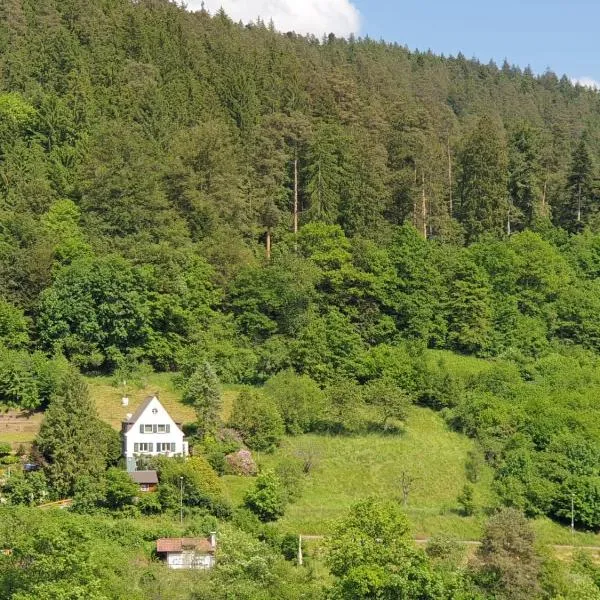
[
  {"left": 157, "top": 442, "right": 176, "bottom": 453},
  {"left": 140, "top": 484, "right": 150, "bottom": 492},
  {"left": 158, "top": 424, "right": 166, "bottom": 433},
  {"left": 135, "top": 443, "right": 153, "bottom": 453},
  {"left": 144, "top": 424, "right": 153, "bottom": 433}
]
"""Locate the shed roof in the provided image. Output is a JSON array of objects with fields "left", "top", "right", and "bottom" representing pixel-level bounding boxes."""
[
  {"left": 128, "top": 470, "right": 158, "bottom": 485},
  {"left": 156, "top": 538, "right": 214, "bottom": 554}
]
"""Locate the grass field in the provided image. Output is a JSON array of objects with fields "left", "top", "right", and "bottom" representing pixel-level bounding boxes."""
[
  {"left": 223, "top": 406, "right": 496, "bottom": 538},
  {"left": 222, "top": 404, "right": 600, "bottom": 548}
]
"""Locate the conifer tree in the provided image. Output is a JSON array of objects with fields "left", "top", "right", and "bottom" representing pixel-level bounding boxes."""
[
  {"left": 508, "top": 124, "right": 544, "bottom": 229},
  {"left": 559, "top": 134, "right": 596, "bottom": 231},
  {"left": 457, "top": 116, "right": 509, "bottom": 241},
  {"left": 35, "top": 369, "right": 108, "bottom": 498},
  {"left": 183, "top": 362, "right": 222, "bottom": 439}
]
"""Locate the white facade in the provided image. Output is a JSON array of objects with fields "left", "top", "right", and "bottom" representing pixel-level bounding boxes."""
[
  {"left": 122, "top": 396, "right": 188, "bottom": 459},
  {"left": 166, "top": 551, "right": 215, "bottom": 570}
]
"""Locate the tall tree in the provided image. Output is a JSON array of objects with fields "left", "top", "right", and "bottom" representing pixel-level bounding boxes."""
[
  {"left": 558, "top": 134, "right": 596, "bottom": 231},
  {"left": 457, "top": 116, "right": 509, "bottom": 241},
  {"left": 508, "top": 123, "right": 544, "bottom": 230},
  {"left": 475, "top": 508, "right": 541, "bottom": 600},
  {"left": 36, "top": 369, "right": 110, "bottom": 498},
  {"left": 183, "top": 362, "right": 222, "bottom": 439}
]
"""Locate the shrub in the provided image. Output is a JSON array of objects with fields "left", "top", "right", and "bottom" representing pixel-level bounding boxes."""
[
  {"left": 229, "top": 389, "right": 284, "bottom": 451},
  {"left": 225, "top": 449, "right": 258, "bottom": 476},
  {"left": 137, "top": 492, "right": 162, "bottom": 515},
  {"left": 244, "top": 471, "right": 287, "bottom": 522},
  {"left": 264, "top": 369, "right": 325, "bottom": 434},
  {"left": 458, "top": 483, "right": 476, "bottom": 516}
]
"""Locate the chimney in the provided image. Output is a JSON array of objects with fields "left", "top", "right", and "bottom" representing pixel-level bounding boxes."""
[{"left": 210, "top": 532, "right": 217, "bottom": 550}]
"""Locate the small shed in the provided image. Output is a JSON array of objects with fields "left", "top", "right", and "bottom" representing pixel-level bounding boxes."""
[
  {"left": 128, "top": 470, "right": 159, "bottom": 493},
  {"left": 156, "top": 535, "right": 216, "bottom": 569}
]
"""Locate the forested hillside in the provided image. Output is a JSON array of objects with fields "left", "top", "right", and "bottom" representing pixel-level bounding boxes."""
[
  {"left": 3, "top": 0, "right": 600, "bottom": 554},
  {"left": 5, "top": 1, "right": 600, "bottom": 598}
]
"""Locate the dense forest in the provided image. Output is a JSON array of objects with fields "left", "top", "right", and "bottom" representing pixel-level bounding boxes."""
[{"left": 3, "top": 0, "right": 600, "bottom": 597}]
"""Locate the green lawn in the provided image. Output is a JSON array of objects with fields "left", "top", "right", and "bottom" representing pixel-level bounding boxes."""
[
  {"left": 0, "top": 431, "right": 37, "bottom": 445},
  {"left": 223, "top": 406, "right": 496, "bottom": 538},
  {"left": 222, "top": 405, "right": 600, "bottom": 549}
]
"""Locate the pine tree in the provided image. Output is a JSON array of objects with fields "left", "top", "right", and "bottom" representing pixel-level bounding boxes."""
[{"left": 35, "top": 369, "right": 108, "bottom": 498}]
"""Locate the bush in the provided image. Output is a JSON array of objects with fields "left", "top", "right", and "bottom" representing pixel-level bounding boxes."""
[
  {"left": 225, "top": 449, "right": 258, "bottom": 476},
  {"left": 154, "top": 455, "right": 225, "bottom": 515},
  {"left": 0, "top": 442, "right": 12, "bottom": 457},
  {"left": 244, "top": 471, "right": 287, "bottom": 522},
  {"left": 229, "top": 389, "right": 284, "bottom": 452},
  {"left": 263, "top": 369, "right": 325, "bottom": 434},
  {"left": 137, "top": 492, "right": 162, "bottom": 515},
  {"left": 458, "top": 483, "right": 476, "bottom": 516}
]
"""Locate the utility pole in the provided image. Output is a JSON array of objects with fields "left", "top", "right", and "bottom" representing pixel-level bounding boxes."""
[
  {"left": 297, "top": 535, "right": 303, "bottom": 566},
  {"left": 180, "top": 476, "right": 184, "bottom": 525}
]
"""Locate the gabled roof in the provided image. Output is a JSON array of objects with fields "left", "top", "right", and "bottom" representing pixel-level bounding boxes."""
[
  {"left": 128, "top": 470, "right": 158, "bottom": 485},
  {"left": 156, "top": 538, "right": 214, "bottom": 554},
  {"left": 123, "top": 395, "right": 157, "bottom": 425}
]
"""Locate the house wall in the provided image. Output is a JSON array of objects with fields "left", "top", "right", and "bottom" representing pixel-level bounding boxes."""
[
  {"left": 124, "top": 397, "right": 187, "bottom": 458},
  {"left": 166, "top": 551, "right": 215, "bottom": 569}
]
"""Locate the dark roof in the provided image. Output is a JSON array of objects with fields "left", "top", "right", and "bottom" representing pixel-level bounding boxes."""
[
  {"left": 156, "top": 538, "right": 214, "bottom": 553},
  {"left": 123, "top": 395, "right": 157, "bottom": 425},
  {"left": 128, "top": 470, "right": 158, "bottom": 485}
]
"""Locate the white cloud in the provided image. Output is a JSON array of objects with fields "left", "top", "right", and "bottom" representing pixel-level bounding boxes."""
[
  {"left": 184, "top": 0, "right": 361, "bottom": 38},
  {"left": 571, "top": 77, "right": 600, "bottom": 90}
]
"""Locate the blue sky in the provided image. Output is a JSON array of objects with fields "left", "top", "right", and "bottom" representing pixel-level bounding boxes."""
[
  {"left": 353, "top": 0, "right": 599, "bottom": 85},
  {"left": 195, "top": 1, "right": 599, "bottom": 86}
]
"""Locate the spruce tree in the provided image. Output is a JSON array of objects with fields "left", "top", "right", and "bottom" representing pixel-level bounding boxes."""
[
  {"left": 183, "top": 362, "right": 222, "bottom": 439},
  {"left": 560, "top": 134, "right": 596, "bottom": 231},
  {"left": 35, "top": 369, "right": 107, "bottom": 498},
  {"left": 508, "top": 124, "right": 544, "bottom": 229},
  {"left": 457, "top": 116, "right": 509, "bottom": 241}
]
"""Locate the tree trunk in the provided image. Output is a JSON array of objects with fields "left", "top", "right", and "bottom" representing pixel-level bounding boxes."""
[
  {"left": 413, "top": 166, "right": 418, "bottom": 229},
  {"left": 293, "top": 155, "right": 299, "bottom": 235},
  {"left": 421, "top": 172, "right": 427, "bottom": 239},
  {"left": 542, "top": 173, "right": 548, "bottom": 216},
  {"left": 447, "top": 135, "right": 453, "bottom": 217},
  {"left": 266, "top": 227, "right": 271, "bottom": 260}
]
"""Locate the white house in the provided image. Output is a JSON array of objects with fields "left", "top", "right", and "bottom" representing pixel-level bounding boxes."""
[
  {"left": 156, "top": 535, "right": 216, "bottom": 569},
  {"left": 122, "top": 395, "right": 188, "bottom": 468}
]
